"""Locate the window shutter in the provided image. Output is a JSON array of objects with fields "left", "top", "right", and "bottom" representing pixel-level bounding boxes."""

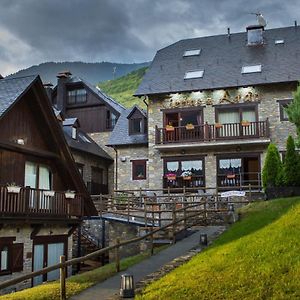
[{"left": 12, "top": 243, "right": 23, "bottom": 272}]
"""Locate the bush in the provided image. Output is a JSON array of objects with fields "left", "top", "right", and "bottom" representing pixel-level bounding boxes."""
[
  {"left": 284, "top": 135, "right": 300, "bottom": 186},
  {"left": 262, "top": 143, "right": 283, "bottom": 190}
]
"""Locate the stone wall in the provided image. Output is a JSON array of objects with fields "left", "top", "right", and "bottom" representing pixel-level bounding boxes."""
[{"left": 0, "top": 225, "right": 72, "bottom": 294}]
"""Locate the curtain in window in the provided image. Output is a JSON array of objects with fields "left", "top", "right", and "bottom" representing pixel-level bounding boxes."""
[
  {"left": 39, "top": 166, "right": 50, "bottom": 190},
  {"left": 181, "top": 160, "right": 202, "bottom": 171},
  {"left": 25, "top": 162, "right": 37, "bottom": 188},
  {"left": 166, "top": 161, "right": 179, "bottom": 172},
  {"left": 219, "top": 111, "right": 239, "bottom": 124},
  {"left": 47, "top": 243, "right": 64, "bottom": 281},
  {"left": 33, "top": 245, "right": 44, "bottom": 286},
  {"left": 219, "top": 159, "right": 242, "bottom": 169},
  {"left": 242, "top": 110, "right": 256, "bottom": 122}
]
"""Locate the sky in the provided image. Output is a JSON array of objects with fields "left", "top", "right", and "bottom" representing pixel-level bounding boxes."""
[{"left": 0, "top": 0, "right": 299, "bottom": 76}]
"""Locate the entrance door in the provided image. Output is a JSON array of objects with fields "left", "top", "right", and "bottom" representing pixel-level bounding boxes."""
[{"left": 243, "top": 157, "right": 260, "bottom": 186}]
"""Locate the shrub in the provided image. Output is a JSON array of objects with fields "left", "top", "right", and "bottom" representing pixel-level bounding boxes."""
[
  {"left": 284, "top": 135, "right": 300, "bottom": 186},
  {"left": 262, "top": 143, "right": 283, "bottom": 190}
]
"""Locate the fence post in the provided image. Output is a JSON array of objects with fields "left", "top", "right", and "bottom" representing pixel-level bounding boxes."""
[
  {"left": 249, "top": 184, "right": 252, "bottom": 202},
  {"left": 150, "top": 227, "right": 154, "bottom": 256},
  {"left": 115, "top": 238, "right": 120, "bottom": 272},
  {"left": 60, "top": 255, "right": 66, "bottom": 300},
  {"left": 172, "top": 203, "right": 176, "bottom": 244},
  {"left": 183, "top": 186, "right": 187, "bottom": 234}
]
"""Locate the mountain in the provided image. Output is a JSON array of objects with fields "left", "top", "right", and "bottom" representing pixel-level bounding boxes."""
[
  {"left": 7, "top": 61, "right": 150, "bottom": 85},
  {"left": 98, "top": 66, "right": 148, "bottom": 108}
]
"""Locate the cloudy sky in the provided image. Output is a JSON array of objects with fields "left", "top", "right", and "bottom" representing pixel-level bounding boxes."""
[{"left": 0, "top": 0, "right": 299, "bottom": 76}]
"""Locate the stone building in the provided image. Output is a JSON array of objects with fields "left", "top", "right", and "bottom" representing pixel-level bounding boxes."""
[{"left": 131, "top": 23, "right": 300, "bottom": 192}]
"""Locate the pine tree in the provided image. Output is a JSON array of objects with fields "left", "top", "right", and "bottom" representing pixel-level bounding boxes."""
[
  {"left": 262, "top": 143, "right": 283, "bottom": 190},
  {"left": 283, "top": 135, "right": 300, "bottom": 186}
]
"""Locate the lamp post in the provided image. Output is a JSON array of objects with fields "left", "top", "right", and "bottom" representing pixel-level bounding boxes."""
[
  {"left": 200, "top": 233, "right": 208, "bottom": 246},
  {"left": 120, "top": 274, "right": 135, "bottom": 298}
]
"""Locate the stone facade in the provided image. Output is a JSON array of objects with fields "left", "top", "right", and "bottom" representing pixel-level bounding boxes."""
[{"left": 0, "top": 225, "right": 72, "bottom": 294}]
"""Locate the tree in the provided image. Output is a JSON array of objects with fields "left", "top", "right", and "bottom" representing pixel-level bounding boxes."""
[
  {"left": 283, "top": 135, "right": 300, "bottom": 186},
  {"left": 286, "top": 84, "right": 300, "bottom": 146},
  {"left": 262, "top": 143, "right": 284, "bottom": 190}
]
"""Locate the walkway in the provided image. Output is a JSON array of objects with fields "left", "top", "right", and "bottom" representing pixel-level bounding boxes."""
[{"left": 71, "top": 226, "right": 224, "bottom": 300}]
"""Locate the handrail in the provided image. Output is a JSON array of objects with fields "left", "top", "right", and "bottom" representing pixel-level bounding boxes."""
[{"left": 0, "top": 197, "right": 245, "bottom": 291}]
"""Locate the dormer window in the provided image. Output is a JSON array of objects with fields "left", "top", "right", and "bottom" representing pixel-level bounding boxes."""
[
  {"left": 132, "top": 118, "right": 142, "bottom": 134},
  {"left": 127, "top": 107, "right": 147, "bottom": 135},
  {"left": 67, "top": 88, "right": 87, "bottom": 104},
  {"left": 72, "top": 127, "right": 77, "bottom": 139}
]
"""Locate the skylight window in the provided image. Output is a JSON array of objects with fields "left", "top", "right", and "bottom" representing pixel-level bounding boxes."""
[
  {"left": 241, "top": 65, "right": 262, "bottom": 74},
  {"left": 184, "top": 70, "right": 204, "bottom": 79},
  {"left": 275, "top": 39, "right": 284, "bottom": 45},
  {"left": 183, "top": 49, "right": 201, "bottom": 57}
]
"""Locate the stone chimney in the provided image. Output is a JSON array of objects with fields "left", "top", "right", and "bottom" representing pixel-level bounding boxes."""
[
  {"left": 43, "top": 82, "right": 53, "bottom": 101},
  {"left": 246, "top": 25, "right": 264, "bottom": 46},
  {"left": 56, "top": 71, "right": 72, "bottom": 113}
]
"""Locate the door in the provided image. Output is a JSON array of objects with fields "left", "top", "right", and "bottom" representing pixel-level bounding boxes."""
[
  {"left": 47, "top": 243, "right": 64, "bottom": 281},
  {"left": 243, "top": 157, "right": 260, "bottom": 186},
  {"left": 33, "top": 244, "right": 44, "bottom": 286}
]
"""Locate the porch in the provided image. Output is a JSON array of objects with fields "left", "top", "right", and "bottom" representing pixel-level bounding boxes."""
[{"left": 0, "top": 186, "right": 84, "bottom": 218}]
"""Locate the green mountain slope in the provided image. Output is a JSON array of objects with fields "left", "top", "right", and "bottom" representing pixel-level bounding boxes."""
[
  {"left": 98, "top": 66, "right": 148, "bottom": 108},
  {"left": 137, "top": 197, "right": 300, "bottom": 300}
]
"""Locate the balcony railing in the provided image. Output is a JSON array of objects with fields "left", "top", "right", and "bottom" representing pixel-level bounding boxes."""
[
  {"left": 0, "top": 186, "right": 84, "bottom": 218},
  {"left": 163, "top": 175, "right": 205, "bottom": 193},
  {"left": 217, "top": 172, "right": 262, "bottom": 189},
  {"left": 155, "top": 120, "right": 270, "bottom": 145}
]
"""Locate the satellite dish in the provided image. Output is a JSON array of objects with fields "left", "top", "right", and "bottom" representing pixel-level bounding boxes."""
[{"left": 257, "top": 13, "right": 267, "bottom": 27}]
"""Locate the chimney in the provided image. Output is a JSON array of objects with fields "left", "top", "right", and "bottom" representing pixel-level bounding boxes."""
[
  {"left": 246, "top": 25, "right": 264, "bottom": 46},
  {"left": 56, "top": 71, "right": 72, "bottom": 114},
  {"left": 43, "top": 82, "right": 53, "bottom": 101}
]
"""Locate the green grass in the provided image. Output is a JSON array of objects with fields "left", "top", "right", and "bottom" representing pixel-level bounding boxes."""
[
  {"left": 0, "top": 247, "right": 165, "bottom": 300},
  {"left": 137, "top": 197, "right": 300, "bottom": 300},
  {"left": 98, "top": 66, "right": 147, "bottom": 108}
]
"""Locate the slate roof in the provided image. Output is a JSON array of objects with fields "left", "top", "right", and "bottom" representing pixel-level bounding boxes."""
[
  {"left": 63, "top": 124, "right": 113, "bottom": 161},
  {"left": 63, "top": 117, "right": 79, "bottom": 126},
  {"left": 67, "top": 76, "right": 126, "bottom": 114},
  {"left": 135, "top": 26, "right": 300, "bottom": 96},
  {"left": 107, "top": 106, "right": 148, "bottom": 146},
  {"left": 0, "top": 75, "right": 37, "bottom": 117}
]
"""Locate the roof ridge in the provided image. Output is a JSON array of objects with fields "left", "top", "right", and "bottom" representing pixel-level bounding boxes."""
[{"left": 1, "top": 74, "right": 38, "bottom": 81}]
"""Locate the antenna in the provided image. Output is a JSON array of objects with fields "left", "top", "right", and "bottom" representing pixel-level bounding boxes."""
[{"left": 112, "top": 66, "right": 117, "bottom": 79}]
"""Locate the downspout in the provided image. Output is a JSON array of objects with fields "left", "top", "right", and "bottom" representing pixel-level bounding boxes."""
[
  {"left": 142, "top": 95, "right": 148, "bottom": 109},
  {"left": 112, "top": 146, "right": 118, "bottom": 191}
]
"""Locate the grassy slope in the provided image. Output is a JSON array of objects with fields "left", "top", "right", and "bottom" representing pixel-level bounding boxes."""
[
  {"left": 98, "top": 66, "right": 147, "bottom": 108},
  {"left": 137, "top": 197, "right": 300, "bottom": 300}
]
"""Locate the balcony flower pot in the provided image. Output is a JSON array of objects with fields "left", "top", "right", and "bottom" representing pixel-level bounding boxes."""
[
  {"left": 183, "top": 176, "right": 192, "bottom": 180},
  {"left": 7, "top": 185, "right": 21, "bottom": 193},
  {"left": 165, "top": 125, "right": 174, "bottom": 132},
  {"left": 166, "top": 173, "right": 176, "bottom": 181},
  {"left": 241, "top": 120, "right": 250, "bottom": 127},
  {"left": 65, "top": 191, "right": 75, "bottom": 199},
  {"left": 226, "top": 174, "right": 236, "bottom": 179},
  {"left": 44, "top": 191, "right": 55, "bottom": 197},
  {"left": 215, "top": 123, "right": 222, "bottom": 129},
  {"left": 185, "top": 124, "right": 194, "bottom": 130}
]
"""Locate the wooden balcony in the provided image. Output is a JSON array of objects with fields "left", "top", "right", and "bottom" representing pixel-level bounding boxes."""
[
  {"left": 0, "top": 186, "right": 84, "bottom": 219},
  {"left": 217, "top": 172, "right": 262, "bottom": 189},
  {"left": 155, "top": 120, "right": 270, "bottom": 145},
  {"left": 163, "top": 175, "right": 205, "bottom": 193}
]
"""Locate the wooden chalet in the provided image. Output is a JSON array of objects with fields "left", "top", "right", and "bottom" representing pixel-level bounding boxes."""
[{"left": 0, "top": 75, "right": 96, "bottom": 292}]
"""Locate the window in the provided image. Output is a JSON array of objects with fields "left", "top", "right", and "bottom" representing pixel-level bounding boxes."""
[
  {"left": 165, "top": 109, "right": 203, "bottom": 127},
  {"left": 275, "top": 39, "right": 284, "bottom": 45},
  {"left": 25, "top": 162, "right": 52, "bottom": 190},
  {"left": 67, "top": 88, "right": 87, "bottom": 104},
  {"left": 76, "top": 163, "right": 84, "bottom": 176},
  {"left": 0, "top": 238, "right": 23, "bottom": 276},
  {"left": 132, "top": 160, "right": 147, "bottom": 180},
  {"left": 184, "top": 70, "right": 204, "bottom": 79},
  {"left": 183, "top": 49, "right": 201, "bottom": 57},
  {"left": 106, "top": 110, "right": 117, "bottom": 130},
  {"left": 71, "top": 127, "right": 77, "bottom": 139},
  {"left": 278, "top": 100, "right": 291, "bottom": 121},
  {"left": 241, "top": 65, "right": 262, "bottom": 74}
]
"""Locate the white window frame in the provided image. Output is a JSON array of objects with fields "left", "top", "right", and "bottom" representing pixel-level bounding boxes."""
[
  {"left": 241, "top": 65, "right": 262, "bottom": 74},
  {"left": 184, "top": 70, "right": 204, "bottom": 79}
]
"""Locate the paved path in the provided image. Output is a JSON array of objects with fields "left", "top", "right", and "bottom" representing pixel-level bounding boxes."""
[{"left": 71, "top": 226, "right": 223, "bottom": 300}]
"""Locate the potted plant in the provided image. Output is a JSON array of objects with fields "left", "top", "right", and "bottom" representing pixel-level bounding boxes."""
[
  {"left": 44, "top": 190, "right": 55, "bottom": 197},
  {"left": 166, "top": 173, "right": 176, "bottom": 180},
  {"left": 181, "top": 170, "right": 192, "bottom": 180},
  {"left": 241, "top": 120, "right": 250, "bottom": 127},
  {"left": 185, "top": 123, "right": 195, "bottom": 130},
  {"left": 226, "top": 173, "right": 236, "bottom": 179},
  {"left": 6, "top": 183, "right": 21, "bottom": 194},
  {"left": 215, "top": 123, "right": 223, "bottom": 129},
  {"left": 165, "top": 124, "right": 175, "bottom": 132},
  {"left": 65, "top": 190, "right": 75, "bottom": 199}
]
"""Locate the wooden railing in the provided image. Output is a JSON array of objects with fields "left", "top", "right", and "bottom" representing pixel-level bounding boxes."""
[
  {"left": 163, "top": 175, "right": 205, "bottom": 192},
  {"left": 217, "top": 172, "right": 262, "bottom": 189},
  {"left": 155, "top": 119, "right": 270, "bottom": 144},
  {"left": 0, "top": 186, "right": 84, "bottom": 218},
  {"left": 0, "top": 192, "right": 253, "bottom": 299}
]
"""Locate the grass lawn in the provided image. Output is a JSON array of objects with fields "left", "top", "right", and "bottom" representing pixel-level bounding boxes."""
[
  {"left": 137, "top": 197, "right": 300, "bottom": 300},
  {"left": 0, "top": 247, "right": 165, "bottom": 300}
]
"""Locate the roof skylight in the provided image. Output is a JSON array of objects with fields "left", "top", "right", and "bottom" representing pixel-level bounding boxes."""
[
  {"left": 241, "top": 65, "right": 262, "bottom": 74},
  {"left": 275, "top": 39, "right": 284, "bottom": 45},
  {"left": 184, "top": 70, "right": 204, "bottom": 79},
  {"left": 183, "top": 49, "right": 201, "bottom": 57}
]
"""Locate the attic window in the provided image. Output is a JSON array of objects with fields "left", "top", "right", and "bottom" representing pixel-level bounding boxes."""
[
  {"left": 275, "top": 39, "right": 284, "bottom": 45},
  {"left": 183, "top": 49, "right": 201, "bottom": 57},
  {"left": 241, "top": 65, "right": 262, "bottom": 74},
  {"left": 72, "top": 127, "right": 77, "bottom": 139},
  {"left": 184, "top": 70, "right": 204, "bottom": 79}
]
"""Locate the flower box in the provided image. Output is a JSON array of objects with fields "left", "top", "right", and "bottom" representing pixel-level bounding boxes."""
[
  {"left": 183, "top": 176, "right": 192, "bottom": 180},
  {"left": 7, "top": 186, "right": 21, "bottom": 193},
  {"left": 215, "top": 123, "right": 223, "bottom": 129},
  {"left": 166, "top": 173, "right": 176, "bottom": 180},
  {"left": 65, "top": 191, "right": 75, "bottom": 199},
  {"left": 241, "top": 121, "right": 250, "bottom": 127},
  {"left": 165, "top": 126, "right": 174, "bottom": 132},
  {"left": 185, "top": 124, "right": 194, "bottom": 130},
  {"left": 44, "top": 191, "right": 55, "bottom": 197},
  {"left": 226, "top": 174, "right": 236, "bottom": 179}
]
